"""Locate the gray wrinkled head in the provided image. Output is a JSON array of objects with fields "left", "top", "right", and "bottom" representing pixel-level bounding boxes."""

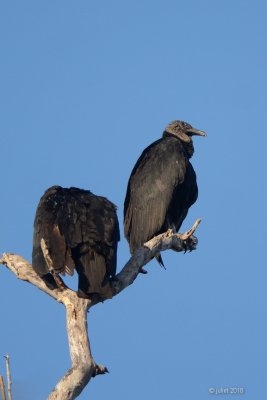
[{"left": 163, "top": 120, "right": 206, "bottom": 143}]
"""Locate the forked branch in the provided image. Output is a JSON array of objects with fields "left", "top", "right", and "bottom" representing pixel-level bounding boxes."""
[{"left": 0, "top": 219, "right": 201, "bottom": 400}]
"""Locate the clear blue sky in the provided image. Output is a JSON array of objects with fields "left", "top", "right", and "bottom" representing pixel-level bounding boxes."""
[{"left": 1, "top": 1, "right": 266, "bottom": 399}]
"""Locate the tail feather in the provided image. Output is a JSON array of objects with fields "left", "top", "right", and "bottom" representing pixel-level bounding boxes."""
[{"left": 76, "top": 250, "right": 112, "bottom": 299}]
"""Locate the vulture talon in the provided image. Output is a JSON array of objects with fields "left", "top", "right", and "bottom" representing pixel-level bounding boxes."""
[
  {"left": 92, "top": 363, "right": 109, "bottom": 377},
  {"left": 139, "top": 267, "right": 148, "bottom": 274}
]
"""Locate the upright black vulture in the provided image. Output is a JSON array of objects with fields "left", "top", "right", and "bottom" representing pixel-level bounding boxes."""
[
  {"left": 32, "top": 186, "right": 120, "bottom": 300},
  {"left": 124, "top": 120, "right": 206, "bottom": 265}
]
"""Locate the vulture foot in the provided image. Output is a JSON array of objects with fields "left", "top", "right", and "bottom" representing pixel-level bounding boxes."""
[
  {"left": 92, "top": 363, "right": 109, "bottom": 377},
  {"left": 182, "top": 235, "right": 198, "bottom": 253}
]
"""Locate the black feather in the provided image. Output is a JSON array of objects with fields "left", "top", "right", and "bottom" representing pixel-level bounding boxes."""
[
  {"left": 124, "top": 120, "right": 204, "bottom": 265},
  {"left": 32, "top": 186, "right": 120, "bottom": 299}
]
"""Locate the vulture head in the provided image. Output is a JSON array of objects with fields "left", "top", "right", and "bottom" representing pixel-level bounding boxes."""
[{"left": 163, "top": 120, "right": 206, "bottom": 157}]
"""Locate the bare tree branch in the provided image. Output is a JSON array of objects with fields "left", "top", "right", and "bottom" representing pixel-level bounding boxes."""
[
  {"left": 0, "top": 220, "right": 201, "bottom": 399},
  {"left": 0, "top": 254, "right": 61, "bottom": 301},
  {"left": 110, "top": 218, "right": 201, "bottom": 296},
  {"left": 4, "top": 355, "right": 11, "bottom": 400},
  {"left": 0, "top": 375, "right": 6, "bottom": 400}
]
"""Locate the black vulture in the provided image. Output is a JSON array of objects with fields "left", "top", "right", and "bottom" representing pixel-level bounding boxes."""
[
  {"left": 32, "top": 186, "right": 120, "bottom": 300},
  {"left": 124, "top": 120, "right": 206, "bottom": 265}
]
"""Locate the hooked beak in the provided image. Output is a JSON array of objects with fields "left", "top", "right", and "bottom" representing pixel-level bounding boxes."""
[{"left": 186, "top": 127, "right": 207, "bottom": 137}]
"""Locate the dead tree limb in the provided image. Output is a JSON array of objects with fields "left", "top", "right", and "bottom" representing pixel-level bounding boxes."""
[
  {"left": 4, "top": 355, "right": 11, "bottom": 400},
  {"left": 0, "top": 219, "right": 201, "bottom": 399},
  {"left": 110, "top": 218, "right": 200, "bottom": 296},
  {"left": 0, "top": 375, "right": 6, "bottom": 400}
]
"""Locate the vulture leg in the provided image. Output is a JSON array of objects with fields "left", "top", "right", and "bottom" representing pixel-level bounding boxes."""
[{"left": 41, "top": 273, "right": 59, "bottom": 290}]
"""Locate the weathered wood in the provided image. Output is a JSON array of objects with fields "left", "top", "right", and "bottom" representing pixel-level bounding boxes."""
[
  {"left": 0, "top": 254, "right": 61, "bottom": 301},
  {"left": 4, "top": 355, "right": 11, "bottom": 400},
  {"left": 48, "top": 292, "right": 94, "bottom": 400},
  {"left": 0, "top": 375, "right": 6, "bottom": 400},
  {"left": 0, "top": 220, "right": 200, "bottom": 399},
  {"left": 110, "top": 219, "right": 201, "bottom": 296}
]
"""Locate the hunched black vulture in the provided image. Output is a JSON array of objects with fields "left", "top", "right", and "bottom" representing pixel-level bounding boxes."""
[
  {"left": 124, "top": 120, "right": 206, "bottom": 265},
  {"left": 32, "top": 186, "right": 120, "bottom": 300}
]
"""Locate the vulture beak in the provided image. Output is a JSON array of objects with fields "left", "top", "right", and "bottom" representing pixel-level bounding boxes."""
[{"left": 186, "top": 127, "right": 207, "bottom": 137}]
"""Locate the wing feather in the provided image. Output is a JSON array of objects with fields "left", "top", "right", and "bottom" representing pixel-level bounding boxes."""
[
  {"left": 32, "top": 186, "right": 119, "bottom": 295},
  {"left": 124, "top": 137, "right": 187, "bottom": 254}
]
